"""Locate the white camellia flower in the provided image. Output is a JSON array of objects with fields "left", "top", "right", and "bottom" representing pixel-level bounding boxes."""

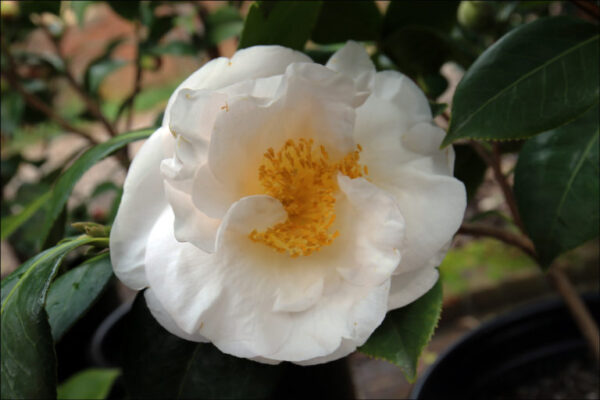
[{"left": 110, "top": 41, "right": 466, "bottom": 365}]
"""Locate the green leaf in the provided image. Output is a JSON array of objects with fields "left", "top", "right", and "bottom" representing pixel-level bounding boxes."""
[
  {"left": 238, "top": 1, "right": 322, "bottom": 50},
  {"left": 0, "top": 91, "right": 25, "bottom": 136},
  {"left": 311, "top": 1, "right": 382, "bottom": 44},
  {"left": 38, "top": 127, "right": 154, "bottom": 250},
  {"left": 428, "top": 101, "right": 448, "bottom": 118},
  {"left": 123, "top": 293, "right": 283, "bottom": 399},
  {"left": 383, "top": 0, "right": 459, "bottom": 35},
  {"left": 359, "top": 278, "right": 443, "bottom": 382},
  {"left": 453, "top": 144, "right": 487, "bottom": 200},
  {"left": 46, "top": 253, "right": 114, "bottom": 342},
  {"left": 206, "top": 6, "right": 244, "bottom": 45},
  {"left": 1, "top": 235, "right": 105, "bottom": 400},
  {"left": 514, "top": 104, "right": 599, "bottom": 268},
  {"left": 57, "top": 368, "right": 120, "bottom": 400},
  {"left": 1, "top": 190, "right": 51, "bottom": 240},
  {"left": 444, "top": 17, "right": 599, "bottom": 146}
]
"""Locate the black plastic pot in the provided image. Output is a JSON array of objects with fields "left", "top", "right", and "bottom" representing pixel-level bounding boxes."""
[{"left": 412, "top": 292, "right": 599, "bottom": 399}]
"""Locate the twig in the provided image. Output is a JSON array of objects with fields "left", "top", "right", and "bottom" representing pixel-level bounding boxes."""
[
  {"left": 0, "top": 40, "right": 98, "bottom": 144},
  {"left": 40, "top": 26, "right": 119, "bottom": 138},
  {"left": 1, "top": 70, "right": 99, "bottom": 145},
  {"left": 469, "top": 140, "right": 526, "bottom": 234},
  {"left": 547, "top": 267, "right": 600, "bottom": 363},
  {"left": 124, "top": 22, "right": 143, "bottom": 132},
  {"left": 197, "top": 3, "right": 220, "bottom": 60},
  {"left": 457, "top": 223, "right": 536, "bottom": 259}
]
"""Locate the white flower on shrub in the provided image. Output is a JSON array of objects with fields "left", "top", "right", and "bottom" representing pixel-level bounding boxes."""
[{"left": 110, "top": 42, "right": 466, "bottom": 365}]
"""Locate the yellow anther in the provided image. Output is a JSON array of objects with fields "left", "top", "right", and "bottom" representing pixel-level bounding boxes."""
[{"left": 249, "top": 139, "right": 368, "bottom": 257}]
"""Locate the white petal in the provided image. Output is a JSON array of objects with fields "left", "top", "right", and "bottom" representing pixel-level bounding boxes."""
[
  {"left": 164, "top": 180, "right": 220, "bottom": 253},
  {"left": 386, "top": 170, "right": 465, "bottom": 274},
  {"left": 163, "top": 46, "right": 312, "bottom": 127},
  {"left": 110, "top": 127, "right": 173, "bottom": 289},
  {"left": 372, "top": 70, "right": 432, "bottom": 124},
  {"left": 144, "top": 288, "right": 208, "bottom": 342},
  {"left": 168, "top": 89, "right": 227, "bottom": 144},
  {"left": 144, "top": 209, "right": 224, "bottom": 336},
  {"left": 273, "top": 277, "right": 324, "bottom": 313},
  {"left": 387, "top": 267, "right": 439, "bottom": 310},
  {"left": 326, "top": 40, "right": 375, "bottom": 104},
  {"left": 335, "top": 175, "right": 404, "bottom": 287}
]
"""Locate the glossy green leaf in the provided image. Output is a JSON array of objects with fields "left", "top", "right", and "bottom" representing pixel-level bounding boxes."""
[
  {"left": 311, "top": 1, "right": 382, "bottom": 44},
  {"left": 514, "top": 105, "right": 599, "bottom": 268},
  {"left": 1, "top": 190, "right": 51, "bottom": 240},
  {"left": 57, "top": 368, "right": 120, "bottom": 400},
  {"left": 38, "top": 127, "right": 154, "bottom": 249},
  {"left": 428, "top": 102, "right": 448, "bottom": 118},
  {"left": 1, "top": 236, "right": 105, "bottom": 400},
  {"left": 444, "top": 17, "right": 599, "bottom": 146},
  {"left": 238, "top": 1, "right": 322, "bottom": 50},
  {"left": 46, "top": 253, "right": 114, "bottom": 342},
  {"left": 123, "top": 293, "right": 283, "bottom": 399},
  {"left": 383, "top": 0, "right": 459, "bottom": 35},
  {"left": 359, "top": 278, "right": 443, "bottom": 382}
]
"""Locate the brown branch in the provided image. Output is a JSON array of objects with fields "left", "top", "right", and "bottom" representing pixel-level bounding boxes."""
[
  {"left": 1, "top": 70, "right": 99, "bottom": 144},
  {"left": 457, "top": 223, "right": 536, "bottom": 259},
  {"left": 547, "top": 267, "right": 600, "bottom": 363},
  {"left": 124, "top": 23, "right": 143, "bottom": 132},
  {"left": 41, "top": 26, "right": 118, "bottom": 138},
  {"left": 469, "top": 140, "right": 526, "bottom": 234}
]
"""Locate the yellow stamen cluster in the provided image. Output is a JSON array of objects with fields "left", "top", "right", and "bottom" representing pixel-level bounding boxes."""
[{"left": 249, "top": 138, "right": 367, "bottom": 257}]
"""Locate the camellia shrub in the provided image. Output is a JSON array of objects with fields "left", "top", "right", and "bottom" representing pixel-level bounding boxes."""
[{"left": 1, "top": 1, "right": 598, "bottom": 399}]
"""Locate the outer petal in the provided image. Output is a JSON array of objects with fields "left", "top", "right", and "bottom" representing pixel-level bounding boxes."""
[
  {"left": 326, "top": 40, "right": 375, "bottom": 103},
  {"left": 385, "top": 170, "right": 465, "bottom": 274},
  {"left": 387, "top": 267, "right": 439, "bottom": 310},
  {"left": 372, "top": 70, "right": 432, "bottom": 124},
  {"left": 110, "top": 127, "right": 173, "bottom": 289},
  {"left": 163, "top": 46, "right": 312, "bottom": 127},
  {"left": 144, "top": 288, "right": 208, "bottom": 342},
  {"left": 334, "top": 175, "right": 404, "bottom": 287}
]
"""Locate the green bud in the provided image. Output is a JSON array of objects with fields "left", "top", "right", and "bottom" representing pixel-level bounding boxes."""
[
  {"left": 71, "top": 222, "right": 111, "bottom": 238},
  {"left": 457, "top": 1, "right": 494, "bottom": 33}
]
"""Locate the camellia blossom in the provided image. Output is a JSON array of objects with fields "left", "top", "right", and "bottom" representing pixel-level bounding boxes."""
[{"left": 110, "top": 41, "right": 466, "bottom": 365}]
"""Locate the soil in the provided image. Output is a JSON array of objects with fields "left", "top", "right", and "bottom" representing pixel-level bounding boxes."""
[{"left": 492, "top": 358, "right": 599, "bottom": 400}]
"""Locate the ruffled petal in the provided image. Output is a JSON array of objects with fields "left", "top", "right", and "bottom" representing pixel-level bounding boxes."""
[
  {"left": 385, "top": 170, "right": 465, "bottom": 273},
  {"left": 164, "top": 180, "right": 220, "bottom": 253},
  {"left": 372, "top": 70, "right": 432, "bottom": 124},
  {"left": 334, "top": 175, "right": 404, "bottom": 287},
  {"left": 191, "top": 62, "right": 359, "bottom": 218},
  {"left": 326, "top": 40, "right": 375, "bottom": 104},
  {"left": 163, "top": 46, "right": 312, "bottom": 127},
  {"left": 387, "top": 267, "right": 439, "bottom": 310},
  {"left": 110, "top": 127, "right": 173, "bottom": 289},
  {"left": 144, "top": 288, "right": 208, "bottom": 342}
]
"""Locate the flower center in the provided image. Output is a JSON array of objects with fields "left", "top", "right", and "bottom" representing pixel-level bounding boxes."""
[{"left": 249, "top": 138, "right": 367, "bottom": 257}]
